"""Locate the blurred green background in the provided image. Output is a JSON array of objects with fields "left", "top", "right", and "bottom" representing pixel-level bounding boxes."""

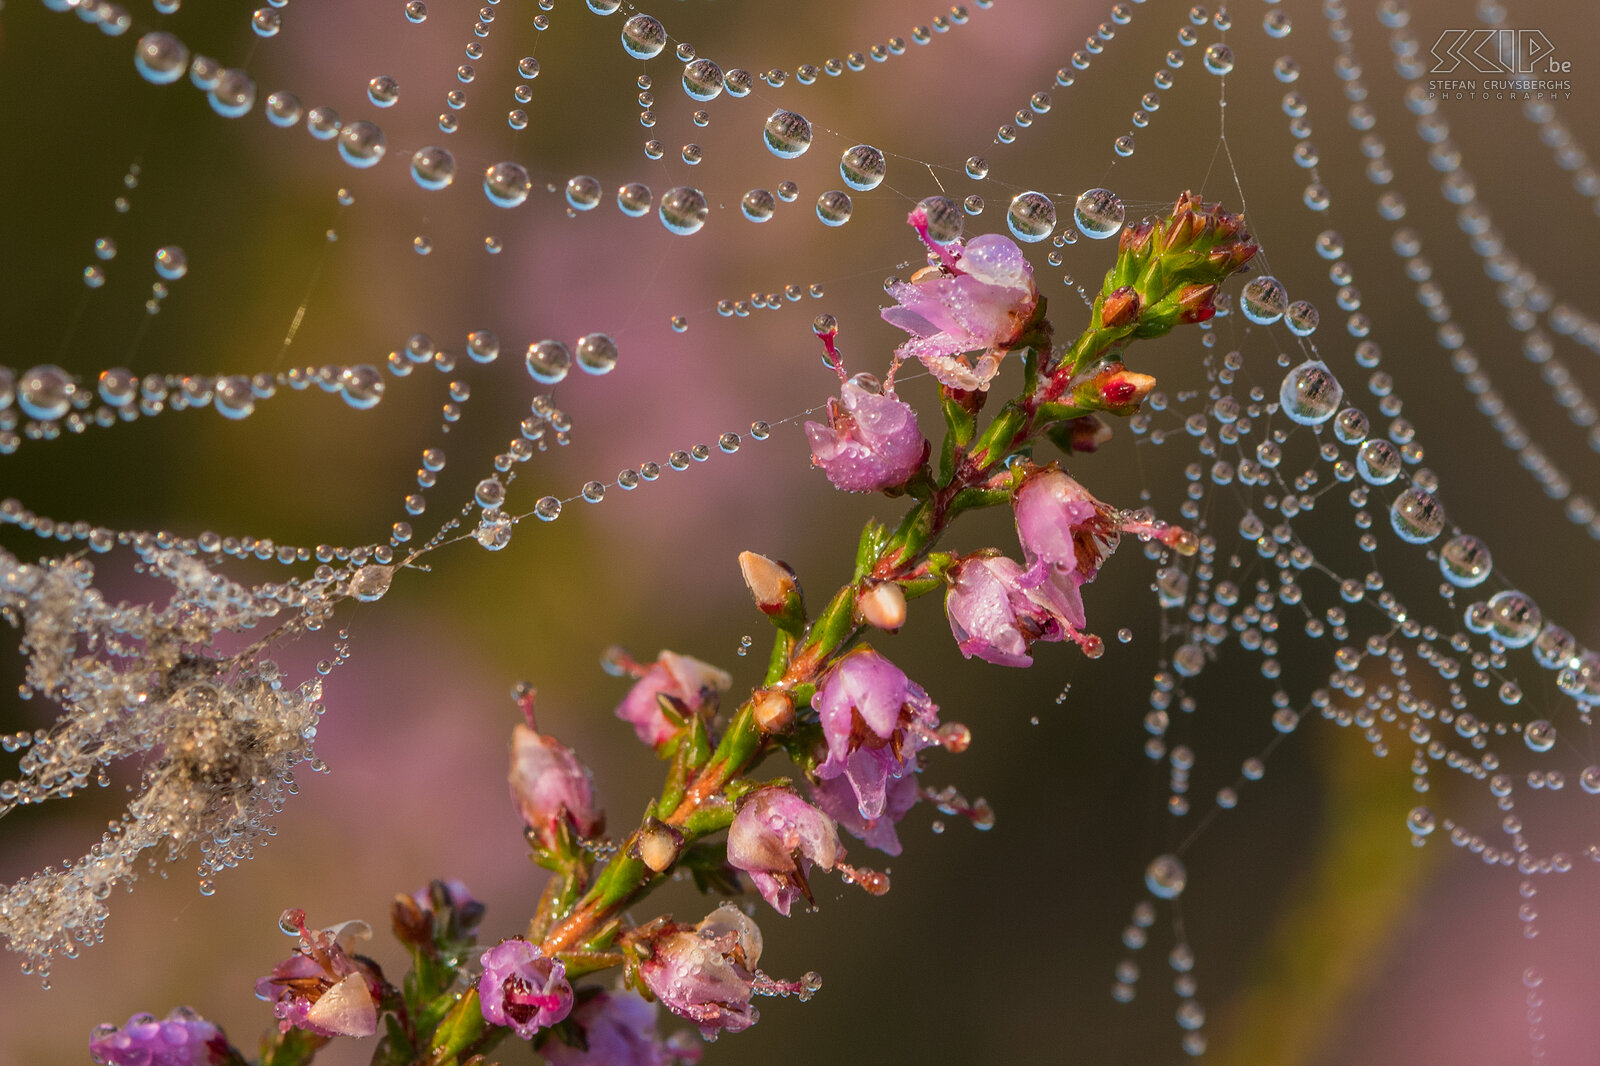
[{"left": 4, "top": 1, "right": 1600, "bottom": 1063}]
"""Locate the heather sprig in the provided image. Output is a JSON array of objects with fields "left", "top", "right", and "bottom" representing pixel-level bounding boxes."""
[{"left": 85, "top": 192, "right": 1254, "bottom": 1065}]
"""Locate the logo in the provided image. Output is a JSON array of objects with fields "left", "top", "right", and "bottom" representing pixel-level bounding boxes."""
[{"left": 1429, "top": 29, "right": 1568, "bottom": 74}]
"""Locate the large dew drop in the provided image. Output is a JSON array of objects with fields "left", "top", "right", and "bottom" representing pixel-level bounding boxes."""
[
  {"left": 1389, "top": 486, "right": 1445, "bottom": 544},
  {"left": 340, "top": 365, "right": 385, "bottom": 409},
  {"left": 1356, "top": 439, "right": 1401, "bottom": 485},
  {"left": 575, "top": 333, "right": 618, "bottom": 375},
  {"left": 621, "top": 14, "right": 667, "bottom": 60},
  {"left": 1006, "top": 191, "right": 1056, "bottom": 243},
  {"left": 1438, "top": 534, "right": 1492, "bottom": 588},
  {"left": 134, "top": 31, "right": 189, "bottom": 85},
  {"left": 526, "top": 340, "right": 572, "bottom": 384},
  {"left": 1487, "top": 590, "right": 1541, "bottom": 649},
  {"left": 918, "top": 196, "right": 963, "bottom": 244},
  {"left": 484, "top": 161, "right": 532, "bottom": 208},
  {"left": 763, "top": 110, "right": 813, "bottom": 159},
  {"left": 682, "top": 58, "right": 724, "bottom": 101},
  {"left": 337, "top": 121, "right": 386, "bottom": 168},
  {"left": 18, "top": 365, "right": 72, "bottom": 421},
  {"left": 1073, "top": 188, "right": 1125, "bottom": 239},
  {"left": 565, "top": 175, "right": 602, "bottom": 211},
  {"left": 1241, "top": 276, "right": 1289, "bottom": 324},
  {"left": 208, "top": 70, "right": 256, "bottom": 119},
  {"left": 658, "top": 186, "right": 709, "bottom": 235},
  {"left": 1278, "top": 360, "right": 1342, "bottom": 426},
  {"left": 839, "top": 145, "right": 886, "bottom": 191},
  {"left": 815, "top": 190, "right": 852, "bottom": 227},
  {"left": 410, "top": 146, "right": 455, "bottom": 190},
  {"left": 741, "top": 189, "right": 775, "bottom": 223},
  {"left": 617, "top": 183, "right": 652, "bottom": 217},
  {"left": 1145, "top": 854, "right": 1187, "bottom": 899}
]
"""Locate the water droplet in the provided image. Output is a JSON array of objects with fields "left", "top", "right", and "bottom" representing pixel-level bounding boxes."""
[
  {"left": 1524, "top": 719, "right": 1557, "bottom": 753},
  {"left": 1278, "top": 360, "right": 1342, "bottom": 426},
  {"left": 1145, "top": 854, "right": 1187, "bottom": 899},
  {"left": 840, "top": 145, "right": 886, "bottom": 191},
  {"left": 337, "top": 121, "right": 386, "bottom": 168},
  {"left": 1073, "top": 188, "right": 1125, "bottom": 239},
  {"left": 718, "top": 432, "right": 741, "bottom": 453},
  {"left": 565, "top": 175, "right": 602, "bottom": 211},
  {"left": 208, "top": 69, "right": 257, "bottom": 119},
  {"left": 534, "top": 496, "right": 562, "bottom": 521},
  {"left": 266, "top": 91, "right": 302, "bottom": 127},
  {"left": 751, "top": 421, "right": 771, "bottom": 440},
  {"left": 1488, "top": 590, "right": 1541, "bottom": 648},
  {"left": 682, "top": 58, "right": 724, "bottom": 101},
  {"left": 526, "top": 340, "right": 572, "bottom": 384},
  {"left": 763, "top": 110, "right": 813, "bottom": 159},
  {"left": 575, "top": 333, "right": 618, "bottom": 375},
  {"left": 134, "top": 32, "right": 189, "bottom": 85},
  {"left": 340, "top": 365, "right": 385, "bottom": 409},
  {"left": 1356, "top": 439, "right": 1401, "bottom": 485},
  {"left": 741, "top": 188, "right": 776, "bottom": 223},
  {"left": 153, "top": 245, "right": 188, "bottom": 280},
  {"left": 1203, "top": 42, "right": 1235, "bottom": 75},
  {"left": 404, "top": 1, "right": 428, "bottom": 23},
  {"left": 483, "top": 160, "right": 534, "bottom": 208},
  {"left": 621, "top": 14, "right": 667, "bottom": 59},
  {"left": 815, "top": 190, "right": 852, "bottom": 227},
  {"left": 18, "top": 365, "right": 72, "bottom": 421},
  {"left": 617, "top": 182, "right": 652, "bottom": 217},
  {"left": 1242, "top": 276, "right": 1289, "bottom": 324},
  {"left": 1285, "top": 300, "right": 1320, "bottom": 336},
  {"left": 367, "top": 75, "right": 400, "bottom": 108},
  {"left": 1006, "top": 191, "right": 1056, "bottom": 242},
  {"left": 1389, "top": 486, "right": 1445, "bottom": 544},
  {"left": 669, "top": 450, "right": 691, "bottom": 470},
  {"left": 1439, "top": 534, "right": 1492, "bottom": 588},
  {"left": 659, "top": 186, "right": 709, "bottom": 235},
  {"left": 918, "top": 196, "right": 963, "bottom": 244}
]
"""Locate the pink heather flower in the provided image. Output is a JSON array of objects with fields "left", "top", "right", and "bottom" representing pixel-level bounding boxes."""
[
  {"left": 254, "top": 911, "right": 384, "bottom": 1039},
  {"left": 477, "top": 938, "right": 574, "bottom": 1039},
  {"left": 813, "top": 648, "right": 939, "bottom": 821},
  {"left": 881, "top": 226, "right": 1040, "bottom": 392},
  {"left": 1013, "top": 468, "right": 1121, "bottom": 591},
  {"left": 544, "top": 990, "right": 702, "bottom": 1066},
  {"left": 640, "top": 906, "right": 764, "bottom": 1039},
  {"left": 726, "top": 786, "right": 842, "bottom": 916},
  {"left": 944, "top": 552, "right": 1087, "bottom": 667},
  {"left": 411, "top": 878, "right": 480, "bottom": 920},
  {"left": 810, "top": 770, "right": 919, "bottom": 858},
  {"left": 510, "top": 722, "right": 603, "bottom": 849},
  {"left": 616, "top": 651, "right": 733, "bottom": 749},
  {"left": 88, "top": 1008, "right": 230, "bottom": 1066},
  {"left": 804, "top": 379, "right": 926, "bottom": 493}
]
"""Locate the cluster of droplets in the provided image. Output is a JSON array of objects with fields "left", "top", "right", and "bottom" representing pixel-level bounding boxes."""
[{"left": 0, "top": 542, "right": 349, "bottom": 982}]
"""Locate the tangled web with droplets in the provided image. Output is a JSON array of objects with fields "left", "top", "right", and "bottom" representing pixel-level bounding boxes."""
[{"left": 6, "top": 0, "right": 1600, "bottom": 1062}]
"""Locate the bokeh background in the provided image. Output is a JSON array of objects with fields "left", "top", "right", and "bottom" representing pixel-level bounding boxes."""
[{"left": 4, "top": 0, "right": 1600, "bottom": 1063}]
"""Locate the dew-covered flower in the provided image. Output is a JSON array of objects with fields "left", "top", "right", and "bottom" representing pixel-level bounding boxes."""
[
  {"left": 812, "top": 648, "right": 939, "bottom": 821},
  {"left": 881, "top": 216, "right": 1040, "bottom": 391},
  {"left": 945, "top": 552, "right": 1087, "bottom": 667},
  {"left": 615, "top": 651, "right": 733, "bottom": 749},
  {"left": 477, "top": 938, "right": 574, "bottom": 1039},
  {"left": 88, "top": 1007, "right": 231, "bottom": 1066},
  {"left": 809, "top": 770, "right": 920, "bottom": 858},
  {"left": 804, "top": 379, "right": 926, "bottom": 493},
  {"left": 254, "top": 910, "right": 385, "bottom": 1039},
  {"left": 726, "top": 786, "right": 841, "bottom": 916},
  {"left": 639, "top": 905, "right": 764, "bottom": 1039},
  {"left": 544, "top": 989, "right": 702, "bottom": 1066},
  {"left": 1013, "top": 468, "right": 1121, "bottom": 591},
  {"left": 510, "top": 721, "right": 603, "bottom": 849}
]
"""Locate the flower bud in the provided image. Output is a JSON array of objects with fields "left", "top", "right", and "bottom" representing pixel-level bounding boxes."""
[
  {"left": 738, "top": 551, "right": 798, "bottom": 614},
  {"left": 857, "top": 581, "right": 907, "bottom": 631},
  {"left": 510, "top": 722, "right": 603, "bottom": 852},
  {"left": 632, "top": 819, "right": 685, "bottom": 874},
  {"left": 752, "top": 689, "right": 796, "bottom": 734},
  {"left": 1100, "top": 285, "right": 1141, "bottom": 328}
]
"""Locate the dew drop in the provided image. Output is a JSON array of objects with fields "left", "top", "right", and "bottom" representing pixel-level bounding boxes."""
[
  {"left": 1073, "top": 188, "right": 1125, "bottom": 239},
  {"left": 763, "top": 110, "right": 813, "bottom": 158},
  {"left": 659, "top": 186, "right": 709, "bottom": 235},
  {"left": 840, "top": 144, "right": 886, "bottom": 191},
  {"left": 1006, "top": 191, "right": 1056, "bottom": 242}
]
